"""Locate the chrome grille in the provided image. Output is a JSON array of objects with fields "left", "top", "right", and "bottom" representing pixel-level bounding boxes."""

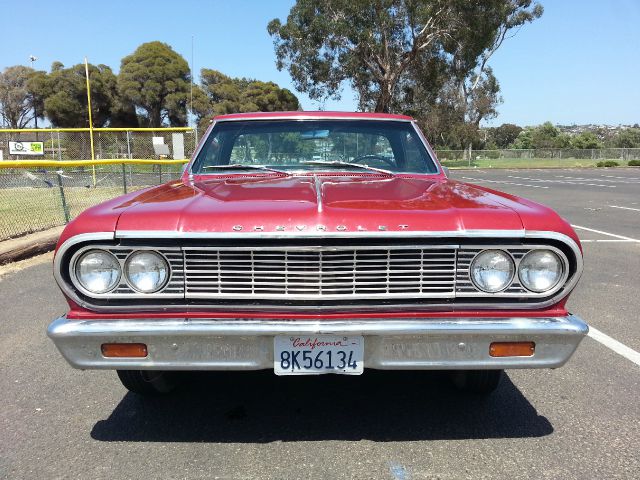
[{"left": 184, "top": 246, "right": 457, "bottom": 299}]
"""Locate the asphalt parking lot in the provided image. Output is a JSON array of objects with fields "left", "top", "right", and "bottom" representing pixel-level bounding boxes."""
[{"left": 1, "top": 167, "right": 639, "bottom": 480}]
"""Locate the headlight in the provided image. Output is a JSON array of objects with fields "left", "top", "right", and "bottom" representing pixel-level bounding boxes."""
[
  {"left": 125, "top": 251, "right": 169, "bottom": 293},
  {"left": 519, "top": 250, "right": 563, "bottom": 293},
  {"left": 75, "top": 250, "right": 121, "bottom": 294},
  {"left": 470, "top": 250, "right": 515, "bottom": 293}
]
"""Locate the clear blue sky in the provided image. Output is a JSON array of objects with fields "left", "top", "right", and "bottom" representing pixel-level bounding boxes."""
[{"left": 0, "top": 0, "right": 638, "bottom": 126}]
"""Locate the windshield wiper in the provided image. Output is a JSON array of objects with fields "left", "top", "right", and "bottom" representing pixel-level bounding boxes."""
[
  {"left": 300, "top": 160, "right": 394, "bottom": 176},
  {"left": 202, "top": 164, "right": 289, "bottom": 175}
]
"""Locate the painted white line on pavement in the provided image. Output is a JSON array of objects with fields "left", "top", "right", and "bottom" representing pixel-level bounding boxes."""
[
  {"left": 588, "top": 326, "right": 640, "bottom": 367},
  {"left": 571, "top": 225, "right": 640, "bottom": 242},
  {"left": 508, "top": 175, "right": 615, "bottom": 188},
  {"left": 462, "top": 177, "right": 549, "bottom": 189},
  {"left": 602, "top": 175, "right": 640, "bottom": 180},
  {"left": 580, "top": 239, "right": 634, "bottom": 243},
  {"left": 609, "top": 205, "right": 640, "bottom": 212},
  {"left": 555, "top": 175, "right": 640, "bottom": 185}
]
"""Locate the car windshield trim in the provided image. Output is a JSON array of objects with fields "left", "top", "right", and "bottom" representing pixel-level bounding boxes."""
[
  {"left": 300, "top": 160, "right": 394, "bottom": 176},
  {"left": 201, "top": 164, "right": 290, "bottom": 176},
  {"left": 189, "top": 119, "right": 440, "bottom": 176}
]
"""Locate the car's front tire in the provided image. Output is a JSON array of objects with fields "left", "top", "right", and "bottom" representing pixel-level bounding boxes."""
[
  {"left": 450, "top": 370, "right": 503, "bottom": 394},
  {"left": 116, "top": 370, "right": 178, "bottom": 395}
]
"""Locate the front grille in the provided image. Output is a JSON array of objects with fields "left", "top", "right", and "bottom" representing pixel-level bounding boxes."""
[
  {"left": 62, "top": 239, "right": 577, "bottom": 310},
  {"left": 184, "top": 246, "right": 457, "bottom": 299}
]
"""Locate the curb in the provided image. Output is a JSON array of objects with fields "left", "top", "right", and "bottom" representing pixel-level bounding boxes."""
[{"left": 0, "top": 226, "right": 64, "bottom": 266}]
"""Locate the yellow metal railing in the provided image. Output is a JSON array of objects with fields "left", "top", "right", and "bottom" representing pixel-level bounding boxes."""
[
  {"left": 0, "top": 127, "right": 193, "bottom": 133},
  {"left": 0, "top": 159, "right": 189, "bottom": 168}
]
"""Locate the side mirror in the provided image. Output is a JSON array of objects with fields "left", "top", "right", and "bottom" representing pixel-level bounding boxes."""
[{"left": 442, "top": 166, "right": 450, "bottom": 177}]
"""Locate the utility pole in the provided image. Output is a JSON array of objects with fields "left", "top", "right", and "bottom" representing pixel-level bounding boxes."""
[
  {"left": 85, "top": 57, "right": 96, "bottom": 186},
  {"left": 29, "top": 55, "right": 38, "bottom": 138},
  {"left": 190, "top": 35, "right": 194, "bottom": 127}
]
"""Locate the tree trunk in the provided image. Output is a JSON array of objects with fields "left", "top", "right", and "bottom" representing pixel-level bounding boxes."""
[{"left": 149, "top": 106, "right": 163, "bottom": 127}]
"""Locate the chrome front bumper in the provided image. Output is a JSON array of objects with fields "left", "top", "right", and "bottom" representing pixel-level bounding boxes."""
[{"left": 47, "top": 315, "right": 588, "bottom": 371}]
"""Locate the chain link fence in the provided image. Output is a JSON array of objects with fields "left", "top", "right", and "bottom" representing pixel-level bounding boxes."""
[
  {"left": 0, "top": 128, "right": 198, "bottom": 161},
  {"left": 2, "top": 130, "right": 639, "bottom": 242},
  {"left": 0, "top": 127, "right": 197, "bottom": 241},
  {"left": 436, "top": 148, "right": 640, "bottom": 167},
  {"left": 0, "top": 162, "right": 184, "bottom": 241}
]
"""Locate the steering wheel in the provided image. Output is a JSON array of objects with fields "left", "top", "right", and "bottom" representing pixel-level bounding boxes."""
[{"left": 352, "top": 154, "right": 396, "bottom": 168}]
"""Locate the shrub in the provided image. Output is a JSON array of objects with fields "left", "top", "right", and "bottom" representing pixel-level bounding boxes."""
[
  {"left": 628, "top": 160, "right": 640, "bottom": 166},
  {"left": 596, "top": 160, "right": 619, "bottom": 167},
  {"left": 484, "top": 150, "right": 501, "bottom": 159}
]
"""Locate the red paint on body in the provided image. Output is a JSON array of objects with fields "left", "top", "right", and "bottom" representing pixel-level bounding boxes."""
[{"left": 55, "top": 112, "right": 581, "bottom": 317}]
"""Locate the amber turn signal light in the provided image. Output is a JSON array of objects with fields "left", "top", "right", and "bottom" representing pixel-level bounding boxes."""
[
  {"left": 101, "top": 343, "right": 148, "bottom": 358},
  {"left": 489, "top": 341, "right": 535, "bottom": 357}
]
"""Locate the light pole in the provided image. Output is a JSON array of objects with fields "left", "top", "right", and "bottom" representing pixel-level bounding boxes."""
[{"left": 29, "top": 55, "right": 38, "bottom": 132}]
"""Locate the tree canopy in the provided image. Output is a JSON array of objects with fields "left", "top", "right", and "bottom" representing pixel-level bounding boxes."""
[
  {"left": 488, "top": 123, "right": 523, "bottom": 148},
  {"left": 118, "top": 41, "right": 191, "bottom": 127},
  {"left": 29, "top": 62, "right": 121, "bottom": 128},
  {"left": 0, "top": 66, "right": 44, "bottom": 129},
  {"left": 268, "top": 0, "right": 542, "bottom": 148},
  {"left": 192, "top": 69, "right": 300, "bottom": 129},
  {"left": 512, "top": 122, "right": 571, "bottom": 149}
]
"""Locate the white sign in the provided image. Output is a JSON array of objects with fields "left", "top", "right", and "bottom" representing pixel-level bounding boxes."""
[{"left": 9, "top": 141, "right": 44, "bottom": 156}]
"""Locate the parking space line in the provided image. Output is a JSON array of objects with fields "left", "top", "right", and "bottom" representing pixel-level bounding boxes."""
[
  {"left": 602, "top": 175, "right": 640, "bottom": 180},
  {"left": 461, "top": 176, "right": 549, "bottom": 189},
  {"left": 554, "top": 175, "right": 640, "bottom": 185},
  {"left": 609, "top": 205, "right": 640, "bottom": 212},
  {"left": 588, "top": 326, "right": 640, "bottom": 367},
  {"left": 571, "top": 225, "right": 640, "bottom": 242},
  {"left": 580, "top": 239, "right": 634, "bottom": 243},
  {"left": 508, "top": 175, "right": 615, "bottom": 188}
]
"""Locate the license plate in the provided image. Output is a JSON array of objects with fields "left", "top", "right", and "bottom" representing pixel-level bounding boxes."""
[{"left": 274, "top": 335, "right": 364, "bottom": 375}]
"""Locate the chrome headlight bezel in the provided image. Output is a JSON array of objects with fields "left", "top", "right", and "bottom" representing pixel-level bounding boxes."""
[
  {"left": 469, "top": 249, "right": 516, "bottom": 293},
  {"left": 518, "top": 249, "right": 564, "bottom": 293},
  {"left": 73, "top": 249, "right": 121, "bottom": 295},
  {"left": 123, "top": 250, "right": 171, "bottom": 294}
]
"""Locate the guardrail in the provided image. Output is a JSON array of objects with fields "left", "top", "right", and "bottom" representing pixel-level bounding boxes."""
[{"left": 0, "top": 159, "right": 188, "bottom": 241}]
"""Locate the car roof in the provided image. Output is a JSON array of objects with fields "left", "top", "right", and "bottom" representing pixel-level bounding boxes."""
[{"left": 213, "top": 111, "right": 415, "bottom": 122}]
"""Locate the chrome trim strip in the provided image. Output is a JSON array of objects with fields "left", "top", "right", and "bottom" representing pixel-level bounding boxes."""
[
  {"left": 67, "top": 245, "right": 184, "bottom": 300},
  {"left": 54, "top": 230, "right": 583, "bottom": 312},
  {"left": 186, "top": 120, "right": 216, "bottom": 178},
  {"left": 460, "top": 244, "right": 570, "bottom": 299},
  {"left": 48, "top": 314, "right": 589, "bottom": 337},
  {"left": 411, "top": 120, "right": 443, "bottom": 176},
  {"left": 114, "top": 229, "right": 527, "bottom": 239},
  {"left": 313, "top": 174, "right": 323, "bottom": 213},
  {"left": 186, "top": 117, "right": 440, "bottom": 178},
  {"left": 53, "top": 231, "right": 115, "bottom": 293},
  {"left": 47, "top": 314, "right": 588, "bottom": 370},
  {"left": 214, "top": 115, "right": 413, "bottom": 123}
]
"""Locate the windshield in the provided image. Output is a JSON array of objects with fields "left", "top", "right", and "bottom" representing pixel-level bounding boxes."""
[{"left": 191, "top": 120, "right": 439, "bottom": 174}]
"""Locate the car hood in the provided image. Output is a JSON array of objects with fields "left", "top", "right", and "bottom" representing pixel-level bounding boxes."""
[{"left": 106, "top": 174, "right": 565, "bottom": 235}]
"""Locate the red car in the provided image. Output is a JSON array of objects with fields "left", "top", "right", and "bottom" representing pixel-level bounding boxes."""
[{"left": 48, "top": 111, "right": 588, "bottom": 395}]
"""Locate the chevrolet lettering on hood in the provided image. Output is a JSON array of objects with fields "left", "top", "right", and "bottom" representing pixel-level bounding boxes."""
[
  {"left": 48, "top": 111, "right": 588, "bottom": 397},
  {"left": 230, "top": 224, "right": 403, "bottom": 232}
]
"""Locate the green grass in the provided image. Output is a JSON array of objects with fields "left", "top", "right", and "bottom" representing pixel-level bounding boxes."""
[
  {"left": 0, "top": 186, "right": 136, "bottom": 240},
  {"left": 440, "top": 157, "right": 601, "bottom": 169}
]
